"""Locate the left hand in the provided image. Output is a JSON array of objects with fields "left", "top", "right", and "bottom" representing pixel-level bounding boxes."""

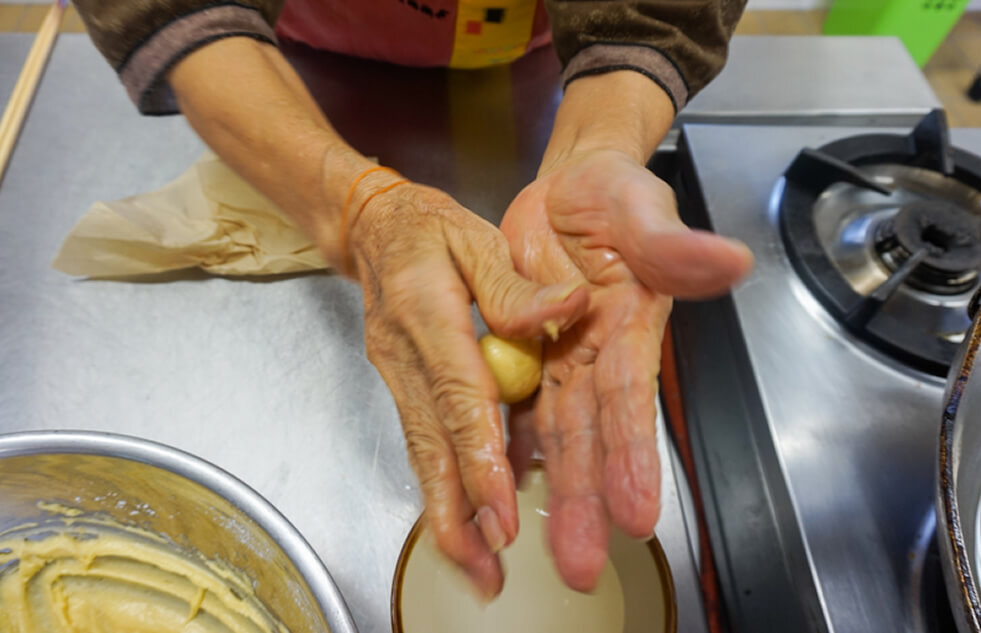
[{"left": 501, "top": 148, "right": 753, "bottom": 592}]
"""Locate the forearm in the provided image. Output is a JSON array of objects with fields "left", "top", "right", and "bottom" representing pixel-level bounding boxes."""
[
  {"left": 539, "top": 72, "right": 674, "bottom": 175},
  {"left": 167, "top": 37, "right": 376, "bottom": 268}
]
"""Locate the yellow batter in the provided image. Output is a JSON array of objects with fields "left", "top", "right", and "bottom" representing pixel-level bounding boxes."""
[{"left": 0, "top": 512, "right": 289, "bottom": 633}]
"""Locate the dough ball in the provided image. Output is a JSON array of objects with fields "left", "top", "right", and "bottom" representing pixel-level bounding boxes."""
[{"left": 479, "top": 334, "right": 543, "bottom": 404}]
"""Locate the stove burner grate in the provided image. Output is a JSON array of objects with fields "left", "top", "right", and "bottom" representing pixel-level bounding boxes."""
[{"left": 779, "top": 110, "right": 981, "bottom": 376}]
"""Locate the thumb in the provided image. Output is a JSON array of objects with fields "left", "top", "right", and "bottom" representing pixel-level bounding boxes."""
[
  {"left": 618, "top": 215, "right": 754, "bottom": 300},
  {"left": 448, "top": 227, "right": 589, "bottom": 339}
]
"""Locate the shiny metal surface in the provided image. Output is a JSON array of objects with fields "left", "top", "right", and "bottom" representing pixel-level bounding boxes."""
[
  {"left": 937, "top": 300, "right": 981, "bottom": 633},
  {"left": 0, "top": 430, "right": 358, "bottom": 633},
  {"left": 655, "top": 410, "right": 708, "bottom": 633},
  {"left": 0, "top": 35, "right": 704, "bottom": 633},
  {"left": 0, "top": 35, "right": 31, "bottom": 102},
  {"left": 813, "top": 164, "right": 981, "bottom": 342},
  {"left": 684, "top": 36, "right": 940, "bottom": 126},
  {"left": 683, "top": 124, "right": 981, "bottom": 632}
]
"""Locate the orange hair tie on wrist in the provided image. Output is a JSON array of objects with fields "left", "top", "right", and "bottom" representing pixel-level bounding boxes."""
[{"left": 339, "top": 165, "right": 408, "bottom": 276}]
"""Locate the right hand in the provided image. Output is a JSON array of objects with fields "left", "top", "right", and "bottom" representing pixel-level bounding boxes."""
[{"left": 343, "top": 172, "right": 589, "bottom": 598}]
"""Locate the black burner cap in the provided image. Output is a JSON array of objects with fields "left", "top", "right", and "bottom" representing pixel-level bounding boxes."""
[
  {"left": 891, "top": 201, "right": 981, "bottom": 273},
  {"left": 874, "top": 201, "right": 981, "bottom": 294}
]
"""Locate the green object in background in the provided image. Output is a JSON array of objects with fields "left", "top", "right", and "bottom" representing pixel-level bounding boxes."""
[{"left": 823, "top": 0, "right": 970, "bottom": 67}]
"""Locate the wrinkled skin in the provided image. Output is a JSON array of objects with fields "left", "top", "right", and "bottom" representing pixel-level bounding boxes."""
[
  {"left": 167, "top": 35, "right": 752, "bottom": 601},
  {"left": 346, "top": 150, "right": 752, "bottom": 598},
  {"left": 348, "top": 179, "right": 589, "bottom": 598},
  {"left": 501, "top": 149, "right": 754, "bottom": 592}
]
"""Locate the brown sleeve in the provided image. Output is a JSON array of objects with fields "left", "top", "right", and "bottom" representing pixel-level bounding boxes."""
[
  {"left": 73, "top": 1, "right": 285, "bottom": 115},
  {"left": 545, "top": 0, "right": 747, "bottom": 112}
]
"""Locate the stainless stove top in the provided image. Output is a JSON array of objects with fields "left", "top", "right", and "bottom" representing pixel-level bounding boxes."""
[{"left": 674, "top": 122, "right": 981, "bottom": 633}]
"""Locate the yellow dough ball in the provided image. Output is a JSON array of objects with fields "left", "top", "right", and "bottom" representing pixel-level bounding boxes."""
[{"left": 479, "top": 334, "right": 543, "bottom": 404}]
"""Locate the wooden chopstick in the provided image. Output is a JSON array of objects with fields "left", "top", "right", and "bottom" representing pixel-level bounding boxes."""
[{"left": 0, "top": 1, "right": 67, "bottom": 183}]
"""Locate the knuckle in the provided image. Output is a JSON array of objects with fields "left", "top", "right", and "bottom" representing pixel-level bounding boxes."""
[
  {"left": 363, "top": 339, "right": 389, "bottom": 369},
  {"left": 461, "top": 225, "right": 505, "bottom": 272},
  {"left": 431, "top": 373, "right": 484, "bottom": 433},
  {"left": 362, "top": 317, "right": 398, "bottom": 367},
  {"left": 479, "top": 234, "right": 514, "bottom": 281},
  {"left": 403, "top": 426, "right": 451, "bottom": 488},
  {"left": 430, "top": 520, "right": 466, "bottom": 563},
  {"left": 486, "top": 269, "right": 521, "bottom": 309},
  {"left": 478, "top": 275, "right": 528, "bottom": 333},
  {"left": 481, "top": 229, "right": 511, "bottom": 260},
  {"left": 431, "top": 382, "right": 498, "bottom": 455},
  {"left": 456, "top": 451, "right": 498, "bottom": 491},
  {"left": 555, "top": 426, "right": 596, "bottom": 455}
]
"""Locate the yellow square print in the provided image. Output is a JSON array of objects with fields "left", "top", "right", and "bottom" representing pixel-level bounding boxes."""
[{"left": 450, "top": 0, "right": 536, "bottom": 68}]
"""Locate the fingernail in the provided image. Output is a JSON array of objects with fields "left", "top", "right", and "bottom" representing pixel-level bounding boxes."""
[
  {"left": 466, "top": 575, "right": 497, "bottom": 605},
  {"left": 477, "top": 505, "right": 507, "bottom": 553},
  {"left": 539, "top": 280, "right": 583, "bottom": 305},
  {"left": 725, "top": 237, "right": 754, "bottom": 257},
  {"left": 543, "top": 320, "right": 559, "bottom": 342}
]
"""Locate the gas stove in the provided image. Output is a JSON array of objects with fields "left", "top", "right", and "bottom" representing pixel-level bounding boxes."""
[
  {"left": 778, "top": 112, "right": 981, "bottom": 378},
  {"left": 671, "top": 112, "right": 981, "bottom": 633}
]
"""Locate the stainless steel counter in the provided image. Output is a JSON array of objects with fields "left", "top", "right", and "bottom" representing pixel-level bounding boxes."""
[
  {"left": 0, "top": 34, "right": 31, "bottom": 102},
  {"left": 685, "top": 36, "right": 940, "bottom": 126},
  {"left": 0, "top": 34, "right": 713, "bottom": 633}
]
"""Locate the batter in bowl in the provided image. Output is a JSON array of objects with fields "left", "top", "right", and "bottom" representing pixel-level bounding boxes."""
[{"left": 0, "top": 512, "right": 289, "bottom": 633}]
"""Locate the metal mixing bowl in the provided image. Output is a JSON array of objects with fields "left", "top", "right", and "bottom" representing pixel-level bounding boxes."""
[{"left": 0, "top": 430, "right": 358, "bottom": 633}]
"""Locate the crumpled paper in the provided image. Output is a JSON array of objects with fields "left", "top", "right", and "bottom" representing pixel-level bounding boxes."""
[{"left": 53, "top": 152, "right": 327, "bottom": 277}]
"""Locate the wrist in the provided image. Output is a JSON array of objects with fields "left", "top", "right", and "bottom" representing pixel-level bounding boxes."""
[
  {"left": 313, "top": 143, "right": 376, "bottom": 252},
  {"left": 317, "top": 150, "right": 410, "bottom": 274},
  {"left": 540, "top": 71, "right": 675, "bottom": 175}
]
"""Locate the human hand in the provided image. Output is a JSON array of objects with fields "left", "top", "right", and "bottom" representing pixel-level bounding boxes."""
[
  {"left": 344, "top": 172, "right": 589, "bottom": 598},
  {"left": 501, "top": 148, "right": 753, "bottom": 592},
  {"left": 168, "top": 37, "right": 592, "bottom": 598}
]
